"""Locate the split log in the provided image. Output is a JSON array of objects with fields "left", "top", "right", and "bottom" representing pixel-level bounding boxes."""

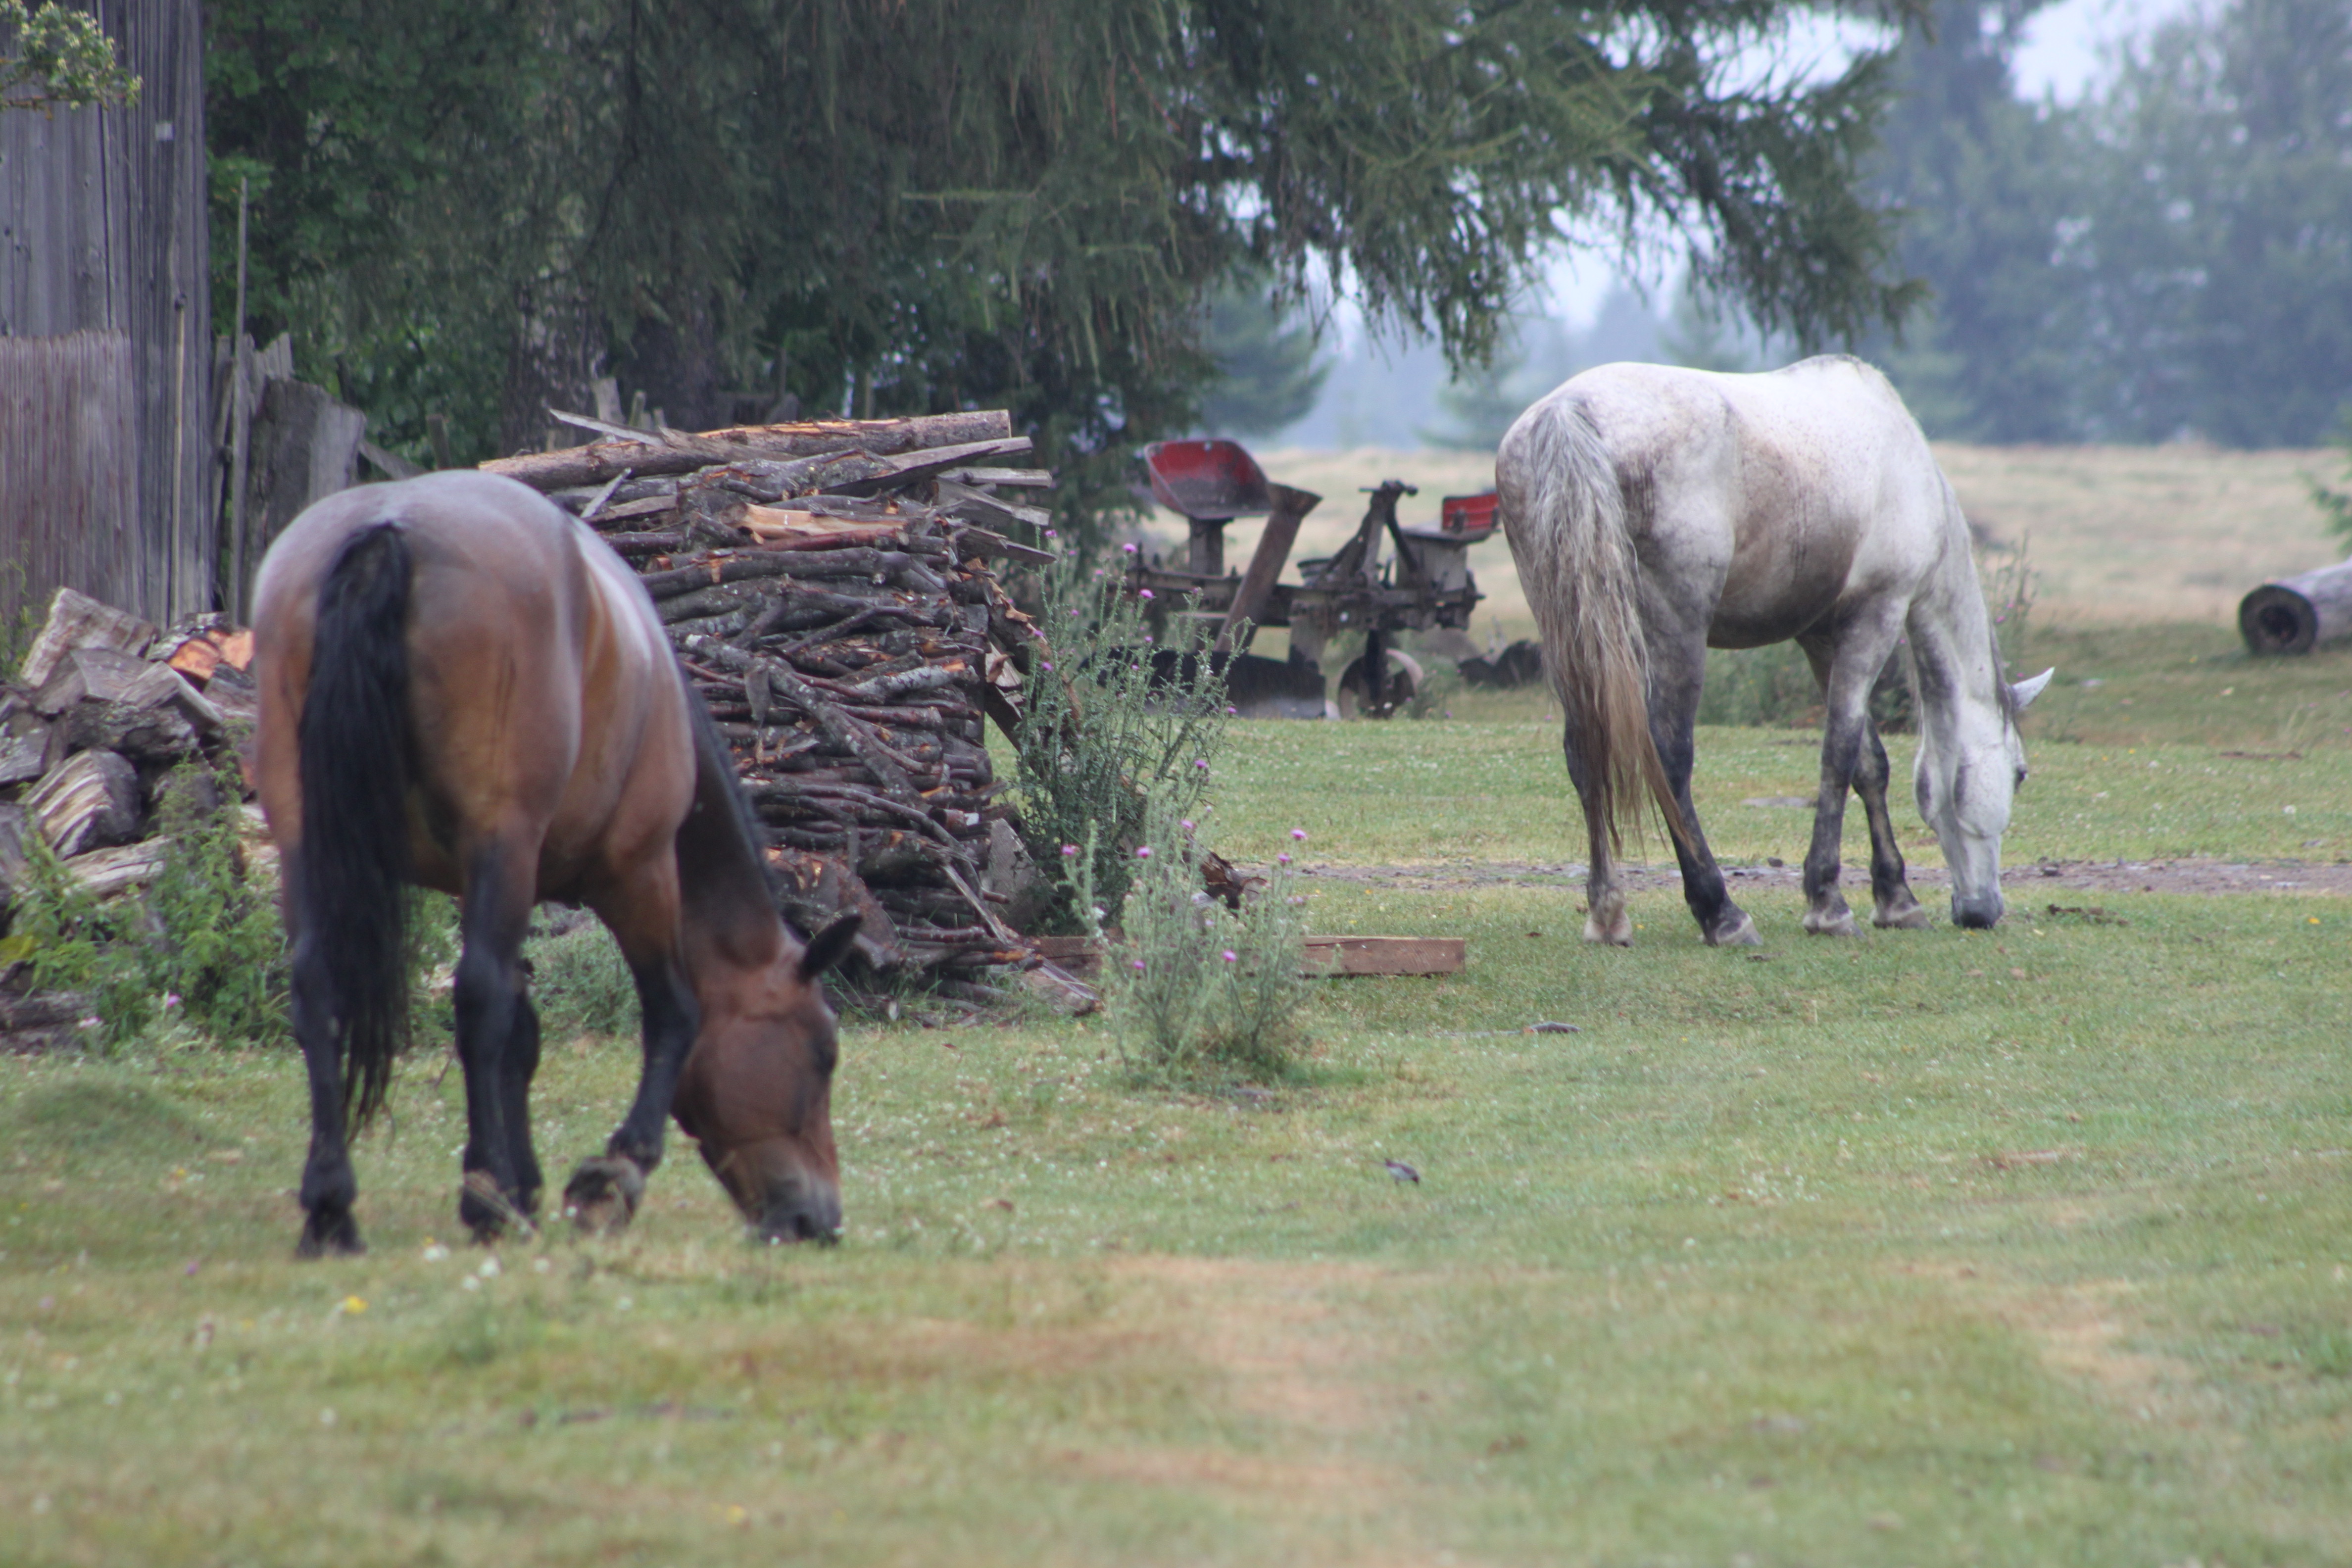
[
  {"left": 2240, "top": 557, "right": 2352, "bottom": 655},
  {"left": 27, "top": 749, "right": 142, "bottom": 857},
  {"left": 62, "top": 839, "right": 169, "bottom": 900},
  {"left": 0, "top": 704, "right": 51, "bottom": 786},
  {"left": 19, "top": 588, "right": 156, "bottom": 687},
  {"left": 0, "top": 803, "right": 29, "bottom": 918}
]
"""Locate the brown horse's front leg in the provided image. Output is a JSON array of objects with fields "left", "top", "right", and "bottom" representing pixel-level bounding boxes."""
[{"left": 563, "top": 951, "right": 696, "bottom": 1235}]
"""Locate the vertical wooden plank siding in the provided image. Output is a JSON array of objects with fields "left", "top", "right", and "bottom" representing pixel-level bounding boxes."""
[
  {"left": 0, "top": 0, "right": 212, "bottom": 625},
  {"left": 0, "top": 332, "right": 140, "bottom": 614}
]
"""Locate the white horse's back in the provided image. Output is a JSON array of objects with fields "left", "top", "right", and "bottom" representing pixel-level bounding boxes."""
[{"left": 1516, "top": 356, "right": 1959, "bottom": 651}]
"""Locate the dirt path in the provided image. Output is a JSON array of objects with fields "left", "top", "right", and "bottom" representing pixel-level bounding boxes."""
[{"left": 1286, "top": 856, "right": 2352, "bottom": 898}]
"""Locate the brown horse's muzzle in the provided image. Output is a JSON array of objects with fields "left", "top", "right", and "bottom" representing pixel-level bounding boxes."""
[{"left": 699, "top": 1136, "right": 841, "bottom": 1243}]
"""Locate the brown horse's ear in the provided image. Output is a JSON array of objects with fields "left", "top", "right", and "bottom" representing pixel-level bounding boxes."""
[{"left": 798, "top": 914, "right": 863, "bottom": 983}]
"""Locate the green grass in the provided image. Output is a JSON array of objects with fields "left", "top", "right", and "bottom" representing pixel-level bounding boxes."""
[{"left": 7, "top": 618, "right": 2352, "bottom": 1566}]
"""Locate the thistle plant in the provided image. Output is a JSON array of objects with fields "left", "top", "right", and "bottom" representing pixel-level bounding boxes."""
[
  {"left": 1108, "top": 794, "right": 1309, "bottom": 1086},
  {"left": 1010, "top": 555, "right": 1232, "bottom": 934}
]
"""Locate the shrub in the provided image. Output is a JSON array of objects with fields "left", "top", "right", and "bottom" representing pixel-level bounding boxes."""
[
  {"left": 1010, "top": 559, "right": 1232, "bottom": 934},
  {"left": 1108, "top": 795, "right": 1308, "bottom": 1086},
  {"left": 14, "top": 761, "right": 288, "bottom": 1049},
  {"left": 526, "top": 916, "right": 637, "bottom": 1039}
]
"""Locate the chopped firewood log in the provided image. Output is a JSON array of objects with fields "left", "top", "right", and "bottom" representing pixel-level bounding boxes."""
[
  {"left": 19, "top": 588, "right": 157, "bottom": 688},
  {"left": 481, "top": 410, "right": 1012, "bottom": 491},
  {"left": 0, "top": 701, "right": 51, "bottom": 786},
  {"left": 62, "top": 839, "right": 169, "bottom": 900},
  {"left": 27, "top": 748, "right": 142, "bottom": 857}
]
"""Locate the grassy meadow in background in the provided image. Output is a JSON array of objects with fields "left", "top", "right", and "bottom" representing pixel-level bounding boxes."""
[{"left": 7, "top": 449, "right": 2352, "bottom": 1565}]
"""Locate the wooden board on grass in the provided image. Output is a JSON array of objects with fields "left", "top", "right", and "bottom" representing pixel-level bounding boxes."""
[
  {"left": 1299, "top": 936, "right": 1465, "bottom": 977},
  {"left": 1032, "top": 934, "right": 1465, "bottom": 979}
]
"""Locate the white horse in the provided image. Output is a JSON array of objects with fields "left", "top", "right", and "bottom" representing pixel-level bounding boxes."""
[{"left": 1496, "top": 355, "right": 2052, "bottom": 945}]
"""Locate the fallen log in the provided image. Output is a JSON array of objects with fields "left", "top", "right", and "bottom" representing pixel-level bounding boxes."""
[
  {"left": 2240, "top": 556, "right": 2352, "bottom": 655},
  {"left": 480, "top": 410, "right": 1012, "bottom": 491}
]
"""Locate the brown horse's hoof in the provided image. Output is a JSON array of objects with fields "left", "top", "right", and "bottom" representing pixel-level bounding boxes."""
[
  {"left": 564, "top": 1156, "right": 646, "bottom": 1236},
  {"left": 460, "top": 1170, "right": 539, "bottom": 1242},
  {"left": 296, "top": 1210, "right": 365, "bottom": 1259}
]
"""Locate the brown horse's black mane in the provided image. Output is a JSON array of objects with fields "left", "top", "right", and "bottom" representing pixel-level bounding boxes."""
[{"left": 675, "top": 682, "right": 796, "bottom": 941}]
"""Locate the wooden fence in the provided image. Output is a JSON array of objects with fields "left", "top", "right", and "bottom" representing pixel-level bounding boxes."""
[{"left": 0, "top": 0, "right": 213, "bottom": 628}]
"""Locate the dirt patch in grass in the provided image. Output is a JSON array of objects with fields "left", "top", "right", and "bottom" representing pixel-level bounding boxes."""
[{"left": 1286, "top": 857, "right": 2352, "bottom": 898}]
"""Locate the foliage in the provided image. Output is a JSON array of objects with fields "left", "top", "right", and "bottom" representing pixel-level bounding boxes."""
[
  {"left": 2072, "top": 0, "right": 2352, "bottom": 445},
  {"left": 1010, "top": 562, "right": 1231, "bottom": 935},
  {"left": 1196, "top": 274, "right": 1331, "bottom": 439},
  {"left": 203, "top": 0, "right": 1924, "bottom": 530},
  {"left": 15, "top": 765, "right": 287, "bottom": 1049},
  {"left": 1867, "top": 0, "right": 2085, "bottom": 441},
  {"left": 1871, "top": 0, "right": 2352, "bottom": 446},
  {"left": 2312, "top": 412, "right": 2352, "bottom": 548},
  {"left": 1108, "top": 794, "right": 1307, "bottom": 1086},
  {"left": 1421, "top": 315, "right": 1581, "bottom": 451},
  {"left": 525, "top": 917, "right": 637, "bottom": 1040},
  {"left": 0, "top": 0, "right": 138, "bottom": 113}
]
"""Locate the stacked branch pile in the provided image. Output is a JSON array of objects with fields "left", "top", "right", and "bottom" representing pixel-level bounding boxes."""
[{"left": 483, "top": 411, "right": 1054, "bottom": 979}]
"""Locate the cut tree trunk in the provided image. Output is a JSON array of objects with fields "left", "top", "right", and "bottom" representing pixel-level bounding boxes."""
[{"left": 2240, "top": 558, "right": 2352, "bottom": 655}]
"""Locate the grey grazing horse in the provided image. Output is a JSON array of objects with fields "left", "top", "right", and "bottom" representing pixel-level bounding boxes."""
[{"left": 1496, "top": 356, "right": 2051, "bottom": 946}]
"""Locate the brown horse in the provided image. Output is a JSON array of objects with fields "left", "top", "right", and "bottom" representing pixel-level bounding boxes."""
[{"left": 252, "top": 471, "right": 861, "bottom": 1255}]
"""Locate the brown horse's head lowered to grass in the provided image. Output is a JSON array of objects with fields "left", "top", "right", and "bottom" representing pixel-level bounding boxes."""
[{"left": 251, "top": 470, "right": 861, "bottom": 1254}]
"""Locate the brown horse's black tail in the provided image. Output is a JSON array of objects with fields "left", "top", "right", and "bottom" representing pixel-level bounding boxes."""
[{"left": 296, "top": 523, "right": 415, "bottom": 1130}]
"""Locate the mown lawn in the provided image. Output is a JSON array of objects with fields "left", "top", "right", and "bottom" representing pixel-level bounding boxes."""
[{"left": 5, "top": 620, "right": 2351, "bottom": 1567}]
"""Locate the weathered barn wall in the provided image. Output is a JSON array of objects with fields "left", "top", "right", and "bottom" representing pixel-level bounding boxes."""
[{"left": 0, "top": 0, "right": 212, "bottom": 626}]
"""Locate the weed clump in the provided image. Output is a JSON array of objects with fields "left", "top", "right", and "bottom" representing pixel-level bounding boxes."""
[
  {"left": 526, "top": 915, "right": 637, "bottom": 1039},
  {"left": 11, "top": 761, "right": 288, "bottom": 1049},
  {"left": 1009, "top": 559, "right": 1232, "bottom": 933},
  {"left": 1105, "top": 796, "right": 1308, "bottom": 1086}
]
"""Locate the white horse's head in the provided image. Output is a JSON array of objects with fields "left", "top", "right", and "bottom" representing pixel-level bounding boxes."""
[{"left": 1913, "top": 668, "right": 2053, "bottom": 927}]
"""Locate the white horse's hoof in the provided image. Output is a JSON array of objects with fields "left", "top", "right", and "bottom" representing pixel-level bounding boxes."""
[
  {"left": 1582, "top": 918, "right": 1633, "bottom": 947},
  {"left": 1803, "top": 909, "right": 1862, "bottom": 937},
  {"left": 1873, "top": 901, "right": 1932, "bottom": 930},
  {"left": 1704, "top": 911, "right": 1762, "bottom": 947}
]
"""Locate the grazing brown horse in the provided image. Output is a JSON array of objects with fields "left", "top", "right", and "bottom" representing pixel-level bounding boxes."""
[{"left": 252, "top": 471, "right": 861, "bottom": 1255}]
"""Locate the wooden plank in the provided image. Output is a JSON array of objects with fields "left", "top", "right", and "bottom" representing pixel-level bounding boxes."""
[
  {"left": 1299, "top": 936, "right": 1466, "bottom": 977},
  {"left": 1029, "top": 934, "right": 1466, "bottom": 979}
]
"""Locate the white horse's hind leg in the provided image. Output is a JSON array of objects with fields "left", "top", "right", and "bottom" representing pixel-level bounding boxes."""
[
  {"left": 1800, "top": 636, "right": 1928, "bottom": 930},
  {"left": 1560, "top": 722, "right": 1633, "bottom": 944}
]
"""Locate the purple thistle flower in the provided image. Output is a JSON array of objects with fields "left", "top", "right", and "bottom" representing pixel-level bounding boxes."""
[
  {"left": 1225, "top": 705, "right": 1237, "bottom": 716},
  {"left": 1122, "top": 541, "right": 1139, "bottom": 554},
  {"left": 1180, "top": 819, "right": 1194, "bottom": 832},
  {"left": 1277, "top": 853, "right": 1292, "bottom": 865},
  {"left": 1061, "top": 844, "right": 1080, "bottom": 857},
  {"left": 1040, "top": 661, "right": 1053, "bottom": 671},
  {"left": 1221, "top": 950, "right": 1237, "bottom": 963},
  {"left": 1136, "top": 846, "right": 1153, "bottom": 859},
  {"left": 1132, "top": 958, "right": 1146, "bottom": 971},
  {"left": 1290, "top": 828, "right": 1307, "bottom": 841},
  {"left": 1138, "top": 589, "right": 1155, "bottom": 600},
  {"left": 1194, "top": 758, "right": 1209, "bottom": 770}
]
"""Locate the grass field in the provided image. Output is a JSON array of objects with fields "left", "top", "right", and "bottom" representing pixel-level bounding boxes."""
[{"left": 8, "top": 602, "right": 2352, "bottom": 1565}]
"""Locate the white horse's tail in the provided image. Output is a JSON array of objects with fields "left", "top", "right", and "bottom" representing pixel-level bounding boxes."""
[{"left": 1497, "top": 396, "right": 1685, "bottom": 856}]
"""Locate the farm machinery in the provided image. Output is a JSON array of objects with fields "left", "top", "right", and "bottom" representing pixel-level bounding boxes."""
[{"left": 1126, "top": 438, "right": 1498, "bottom": 719}]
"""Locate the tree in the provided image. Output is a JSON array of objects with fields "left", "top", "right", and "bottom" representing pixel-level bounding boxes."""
[
  {"left": 1197, "top": 279, "right": 1331, "bottom": 440},
  {"left": 2073, "top": 0, "right": 2352, "bottom": 445},
  {"left": 208, "top": 0, "right": 1929, "bottom": 529},
  {"left": 1, "top": 0, "right": 138, "bottom": 113},
  {"left": 1866, "top": 0, "right": 2086, "bottom": 440}
]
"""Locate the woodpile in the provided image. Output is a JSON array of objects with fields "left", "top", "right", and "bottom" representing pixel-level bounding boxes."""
[
  {"left": 1, "top": 589, "right": 258, "bottom": 1049},
  {"left": 484, "top": 409, "right": 1067, "bottom": 987}
]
